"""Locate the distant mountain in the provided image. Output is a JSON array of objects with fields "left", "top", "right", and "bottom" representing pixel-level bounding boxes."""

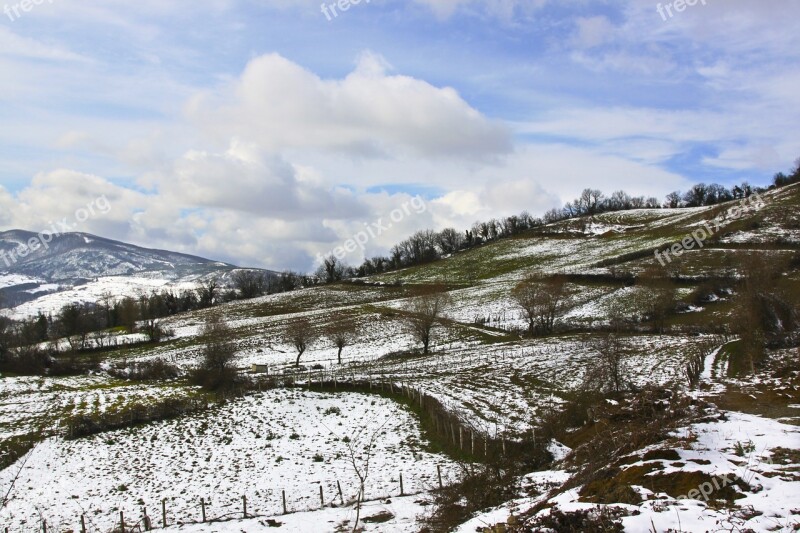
[
  {"left": 0, "top": 230, "right": 274, "bottom": 314},
  {"left": 0, "top": 230, "right": 235, "bottom": 282}
]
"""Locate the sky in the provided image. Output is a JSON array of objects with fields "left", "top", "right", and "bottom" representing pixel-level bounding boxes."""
[{"left": 0, "top": 0, "right": 798, "bottom": 271}]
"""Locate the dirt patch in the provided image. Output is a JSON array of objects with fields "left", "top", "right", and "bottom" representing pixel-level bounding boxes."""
[
  {"left": 581, "top": 463, "right": 748, "bottom": 504},
  {"left": 362, "top": 510, "right": 394, "bottom": 523}
]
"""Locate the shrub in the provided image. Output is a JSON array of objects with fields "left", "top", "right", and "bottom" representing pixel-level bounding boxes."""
[
  {"left": 189, "top": 314, "right": 239, "bottom": 391},
  {"left": 108, "top": 358, "right": 180, "bottom": 381}
]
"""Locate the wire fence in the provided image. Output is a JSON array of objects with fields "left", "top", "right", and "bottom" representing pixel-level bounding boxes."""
[
  {"left": 4, "top": 374, "right": 546, "bottom": 533},
  {"left": 10, "top": 465, "right": 458, "bottom": 533}
]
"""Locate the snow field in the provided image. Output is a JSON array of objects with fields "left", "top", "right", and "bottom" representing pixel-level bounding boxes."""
[{"left": 0, "top": 389, "right": 456, "bottom": 532}]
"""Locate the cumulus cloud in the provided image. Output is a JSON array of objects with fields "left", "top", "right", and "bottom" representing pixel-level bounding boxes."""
[
  {"left": 141, "top": 140, "right": 367, "bottom": 220},
  {"left": 187, "top": 52, "right": 511, "bottom": 160}
]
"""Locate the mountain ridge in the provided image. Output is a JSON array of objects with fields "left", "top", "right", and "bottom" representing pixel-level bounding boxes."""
[{"left": 0, "top": 229, "right": 274, "bottom": 314}]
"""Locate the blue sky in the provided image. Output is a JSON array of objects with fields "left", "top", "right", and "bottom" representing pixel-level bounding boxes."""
[{"left": 1, "top": 0, "right": 798, "bottom": 270}]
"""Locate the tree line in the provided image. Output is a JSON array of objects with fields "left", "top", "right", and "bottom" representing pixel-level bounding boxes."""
[{"left": 319, "top": 158, "right": 800, "bottom": 282}]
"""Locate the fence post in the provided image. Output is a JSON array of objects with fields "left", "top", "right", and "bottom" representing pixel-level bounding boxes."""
[
  {"left": 143, "top": 508, "right": 151, "bottom": 531},
  {"left": 201, "top": 498, "right": 206, "bottom": 523},
  {"left": 437, "top": 465, "right": 443, "bottom": 489},
  {"left": 399, "top": 473, "right": 405, "bottom": 496},
  {"left": 162, "top": 499, "right": 167, "bottom": 528},
  {"left": 337, "top": 480, "right": 344, "bottom": 505},
  {"left": 282, "top": 490, "right": 288, "bottom": 515},
  {"left": 81, "top": 515, "right": 87, "bottom": 533},
  {"left": 119, "top": 511, "right": 125, "bottom": 533},
  {"left": 319, "top": 485, "right": 324, "bottom": 506},
  {"left": 243, "top": 495, "right": 248, "bottom": 518}
]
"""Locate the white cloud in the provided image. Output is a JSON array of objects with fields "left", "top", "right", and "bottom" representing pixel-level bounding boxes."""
[{"left": 187, "top": 52, "right": 511, "bottom": 160}]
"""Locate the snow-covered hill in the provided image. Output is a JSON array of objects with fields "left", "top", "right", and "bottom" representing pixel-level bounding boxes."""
[{"left": 0, "top": 230, "right": 273, "bottom": 317}]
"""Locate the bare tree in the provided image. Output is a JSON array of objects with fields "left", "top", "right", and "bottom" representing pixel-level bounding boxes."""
[
  {"left": 284, "top": 318, "right": 318, "bottom": 367},
  {"left": 323, "top": 417, "right": 389, "bottom": 533},
  {"left": 317, "top": 255, "right": 348, "bottom": 284},
  {"left": 0, "top": 315, "right": 11, "bottom": 366},
  {"left": 636, "top": 266, "right": 676, "bottom": 334},
  {"left": 511, "top": 275, "right": 568, "bottom": 336},
  {"left": 584, "top": 334, "right": 628, "bottom": 393},
  {"left": 232, "top": 270, "right": 267, "bottom": 299},
  {"left": 437, "top": 228, "right": 464, "bottom": 255},
  {"left": 196, "top": 278, "right": 220, "bottom": 308},
  {"left": 191, "top": 313, "right": 238, "bottom": 390},
  {"left": 325, "top": 318, "right": 358, "bottom": 364},
  {"left": 402, "top": 285, "right": 452, "bottom": 355},
  {"left": 1, "top": 437, "right": 39, "bottom": 510},
  {"left": 733, "top": 255, "right": 798, "bottom": 373}
]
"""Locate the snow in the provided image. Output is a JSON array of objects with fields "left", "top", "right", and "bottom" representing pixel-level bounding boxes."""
[
  {"left": 5, "top": 275, "right": 203, "bottom": 319},
  {"left": 0, "top": 273, "right": 43, "bottom": 289},
  {"left": 161, "top": 494, "right": 431, "bottom": 532},
  {"left": 515, "top": 411, "right": 800, "bottom": 533},
  {"left": 0, "top": 389, "right": 456, "bottom": 532}
]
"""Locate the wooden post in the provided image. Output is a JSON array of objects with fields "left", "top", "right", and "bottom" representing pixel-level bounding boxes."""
[
  {"left": 162, "top": 499, "right": 167, "bottom": 528},
  {"left": 80, "top": 515, "right": 86, "bottom": 533},
  {"left": 201, "top": 498, "right": 206, "bottom": 523},
  {"left": 119, "top": 511, "right": 125, "bottom": 533},
  {"left": 437, "top": 465, "right": 443, "bottom": 489},
  {"left": 337, "top": 481, "right": 344, "bottom": 505},
  {"left": 319, "top": 485, "right": 324, "bottom": 506},
  {"left": 282, "top": 490, "right": 288, "bottom": 515},
  {"left": 243, "top": 495, "right": 248, "bottom": 518},
  {"left": 143, "top": 508, "right": 151, "bottom": 531},
  {"left": 399, "top": 473, "right": 405, "bottom": 496}
]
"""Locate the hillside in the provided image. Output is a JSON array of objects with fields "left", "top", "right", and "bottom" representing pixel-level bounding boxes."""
[
  {"left": 0, "top": 230, "right": 274, "bottom": 318},
  {"left": 0, "top": 185, "right": 798, "bottom": 532}
]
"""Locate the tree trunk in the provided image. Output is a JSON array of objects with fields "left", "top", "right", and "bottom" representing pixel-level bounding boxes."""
[
  {"left": 337, "top": 346, "right": 343, "bottom": 364},
  {"left": 295, "top": 348, "right": 305, "bottom": 367}
]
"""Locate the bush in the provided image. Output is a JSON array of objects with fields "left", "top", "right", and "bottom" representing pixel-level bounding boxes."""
[
  {"left": 528, "top": 506, "right": 626, "bottom": 532},
  {"left": 108, "top": 358, "right": 180, "bottom": 381},
  {"left": 189, "top": 314, "right": 239, "bottom": 391}
]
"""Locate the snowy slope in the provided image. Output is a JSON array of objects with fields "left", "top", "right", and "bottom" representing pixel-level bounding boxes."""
[{"left": 0, "top": 230, "right": 275, "bottom": 317}]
